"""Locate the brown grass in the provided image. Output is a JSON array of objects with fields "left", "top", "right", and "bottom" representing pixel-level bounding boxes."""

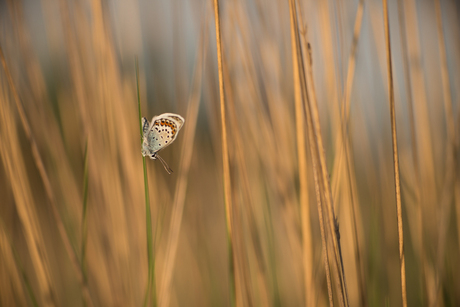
[
  {"left": 1, "top": 0, "right": 459, "bottom": 306},
  {"left": 382, "top": 0, "right": 407, "bottom": 305},
  {"left": 212, "top": 0, "right": 237, "bottom": 305}
]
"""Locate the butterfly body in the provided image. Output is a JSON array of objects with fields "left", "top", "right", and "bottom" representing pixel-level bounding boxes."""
[{"left": 141, "top": 113, "right": 184, "bottom": 160}]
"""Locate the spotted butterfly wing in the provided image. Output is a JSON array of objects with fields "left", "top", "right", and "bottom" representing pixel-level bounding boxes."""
[
  {"left": 141, "top": 113, "right": 184, "bottom": 158},
  {"left": 142, "top": 117, "right": 150, "bottom": 137}
]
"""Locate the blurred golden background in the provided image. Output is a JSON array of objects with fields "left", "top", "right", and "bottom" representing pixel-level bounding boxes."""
[{"left": 0, "top": 0, "right": 459, "bottom": 306}]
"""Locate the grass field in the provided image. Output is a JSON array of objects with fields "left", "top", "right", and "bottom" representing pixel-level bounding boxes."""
[{"left": 0, "top": 0, "right": 459, "bottom": 306}]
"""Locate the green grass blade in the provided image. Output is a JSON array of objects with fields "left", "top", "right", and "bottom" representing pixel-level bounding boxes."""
[{"left": 136, "top": 57, "right": 156, "bottom": 307}]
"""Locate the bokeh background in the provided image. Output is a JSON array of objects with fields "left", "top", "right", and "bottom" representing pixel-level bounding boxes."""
[{"left": 0, "top": 0, "right": 459, "bottom": 306}]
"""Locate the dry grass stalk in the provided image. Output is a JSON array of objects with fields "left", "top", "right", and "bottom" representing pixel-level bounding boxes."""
[
  {"left": 2, "top": 0, "right": 460, "bottom": 305},
  {"left": 400, "top": 0, "right": 439, "bottom": 302},
  {"left": 295, "top": 8, "right": 350, "bottom": 307},
  {"left": 212, "top": 0, "right": 237, "bottom": 305},
  {"left": 322, "top": 0, "right": 366, "bottom": 304},
  {"left": 434, "top": 0, "right": 460, "bottom": 246},
  {"left": 0, "top": 44, "right": 94, "bottom": 307},
  {"left": 382, "top": 0, "right": 407, "bottom": 306},
  {"left": 337, "top": 1, "right": 366, "bottom": 305},
  {"left": 289, "top": 0, "right": 350, "bottom": 305},
  {"left": 433, "top": 0, "right": 459, "bottom": 304},
  {"left": 304, "top": 45, "right": 349, "bottom": 307},
  {"left": 0, "top": 78, "right": 56, "bottom": 307},
  {"left": 396, "top": 0, "right": 428, "bottom": 304},
  {"left": 159, "top": 13, "right": 208, "bottom": 307},
  {"left": 0, "top": 223, "right": 29, "bottom": 306},
  {"left": 221, "top": 17, "right": 256, "bottom": 307},
  {"left": 288, "top": 1, "right": 315, "bottom": 306}
]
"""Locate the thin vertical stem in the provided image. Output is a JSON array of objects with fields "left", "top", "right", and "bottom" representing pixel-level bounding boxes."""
[
  {"left": 288, "top": 1, "right": 314, "bottom": 306},
  {"left": 338, "top": 1, "right": 367, "bottom": 305},
  {"left": 382, "top": 1, "right": 407, "bottom": 306},
  {"left": 434, "top": 0, "right": 460, "bottom": 252},
  {"left": 397, "top": 0, "right": 427, "bottom": 303},
  {"left": 296, "top": 6, "right": 349, "bottom": 307},
  {"left": 0, "top": 43, "right": 93, "bottom": 307},
  {"left": 288, "top": 0, "right": 340, "bottom": 305},
  {"left": 137, "top": 58, "right": 156, "bottom": 307},
  {"left": 433, "top": 1, "right": 459, "bottom": 304},
  {"left": 159, "top": 11, "right": 208, "bottom": 306},
  {"left": 81, "top": 138, "right": 89, "bottom": 307},
  {"left": 212, "top": 1, "right": 237, "bottom": 306}
]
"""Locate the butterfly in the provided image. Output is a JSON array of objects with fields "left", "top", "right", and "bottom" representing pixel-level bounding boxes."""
[{"left": 141, "top": 113, "right": 185, "bottom": 174}]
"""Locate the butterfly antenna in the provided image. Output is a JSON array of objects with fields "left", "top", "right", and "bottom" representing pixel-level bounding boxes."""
[{"left": 156, "top": 154, "right": 173, "bottom": 174}]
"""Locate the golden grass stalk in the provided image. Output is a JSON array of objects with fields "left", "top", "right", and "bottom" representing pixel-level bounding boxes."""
[
  {"left": 212, "top": 0, "right": 237, "bottom": 306},
  {"left": 0, "top": 90, "right": 49, "bottom": 306},
  {"left": 434, "top": 0, "right": 460, "bottom": 248},
  {"left": 0, "top": 73, "right": 54, "bottom": 307},
  {"left": 289, "top": 0, "right": 350, "bottom": 305},
  {"left": 288, "top": 1, "right": 314, "bottom": 306},
  {"left": 224, "top": 62, "right": 257, "bottom": 307},
  {"left": 0, "top": 220, "right": 33, "bottom": 306},
  {"left": 0, "top": 43, "right": 94, "bottom": 307},
  {"left": 396, "top": 0, "right": 428, "bottom": 304},
  {"left": 433, "top": 1, "right": 459, "bottom": 304},
  {"left": 324, "top": 0, "right": 366, "bottom": 304},
  {"left": 337, "top": 1, "right": 367, "bottom": 304},
  {"left": 399, "top": 0, "right": 439, "bottom": 302},
  {"left": 219, "top": 15, "right": 256, "bottom": 306},
  {"left": 288, "top": 2, "right": 334, "bottom": 306},
  {"left": 81, "top": 138, "right": 89, "bottom": 305},
  {"left": 434, "top": 0, "right": 455, "bottom": 145},
  {"left": 136, "top": 58, "right": 156, "bottom": 307},
  {"left": 304, "top": 48, "right": 349, "bottom": 307},
  {"left": 159, "top": 13, "right": 207, "bottom": 307},
  {"left": 294, "top": 7, "right": 350, "bottom": 307},
  {"left": 382, "top": 1, "right": 407, "bottom": 306}
]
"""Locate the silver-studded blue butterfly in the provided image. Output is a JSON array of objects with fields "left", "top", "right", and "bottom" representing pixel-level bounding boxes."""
[{"left": 141, "top": 113, "right": 185, "bottom": 174}]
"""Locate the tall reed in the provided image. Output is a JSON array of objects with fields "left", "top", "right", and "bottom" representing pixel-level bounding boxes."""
[
  {"left": 382, "top": 0, "right": 407, "bottom": 305},
  {"left": 1, "top": 1, "right": 459, "bottom": 305}
]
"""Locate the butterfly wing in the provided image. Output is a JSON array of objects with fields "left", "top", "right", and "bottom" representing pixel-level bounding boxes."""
[
  {"left": 142, "top": 117, "right": 150, "bottom": 137},
  {"left": 146, "top": 113, "right": 185, "bottom": 155}
]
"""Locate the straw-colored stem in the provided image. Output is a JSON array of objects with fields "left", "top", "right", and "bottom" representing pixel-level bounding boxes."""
[
  {"left": 212, "top": 0, "right": 237, "bottom": 305},
  {"left": 159, "top": 12, "right": 207, "bottom": 306},
  {"left": 288, "top": 1, "right": 314, "bottom": 306},
  {"left": 221, "top": 28, "right": 255, "bottom": 307},
  {"left": 433, "top": 0, "right": 459, "bottom": 304},
  {"left": 397, "top": 0, "right": 427, "bottom": 303},
  {"left": 382, "top": 1, "right": 407, "bottom": 306},
  {"left": 296, "top": 8, "right": 349, "bottom": 307},
  {"left": 434, "top": 0, "right": 460, "bottom": 250},
  {"left": 225, "top": 66, "right": 259, "bottom": 307},
  {"left": 337, "top": 1, "right": 367, "bottom": 305},
  {"left": 305, "top": 54, "right": 349, "bottom": 307},
  {"left": 288, "top": 0, "right": 341, "bottom": 305},
  {"left": 81, "top": 138, "right": 89, "bottom": 302},
  {"left": 0, "top": 43, "right": 94, "bottom": 307},
  {"left": 309, "top": 126, "right": 334, "bottom": 307},
  {"left": 0, "top": 220, "right": 35, "bottom": 306}
]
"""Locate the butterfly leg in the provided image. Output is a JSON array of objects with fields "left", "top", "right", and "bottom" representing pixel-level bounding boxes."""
[{"left": 155, "top": 154, "right": 173, "bottom": 174}]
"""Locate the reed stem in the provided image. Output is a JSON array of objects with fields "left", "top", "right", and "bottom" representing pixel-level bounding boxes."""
[{"left": 382, "top": 1, "right": 407, "bottom": 306}]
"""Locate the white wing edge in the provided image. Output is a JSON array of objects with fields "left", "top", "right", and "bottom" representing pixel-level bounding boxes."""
[{"left": 149, "top": 113, "right": 185, "bottom": 130}]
